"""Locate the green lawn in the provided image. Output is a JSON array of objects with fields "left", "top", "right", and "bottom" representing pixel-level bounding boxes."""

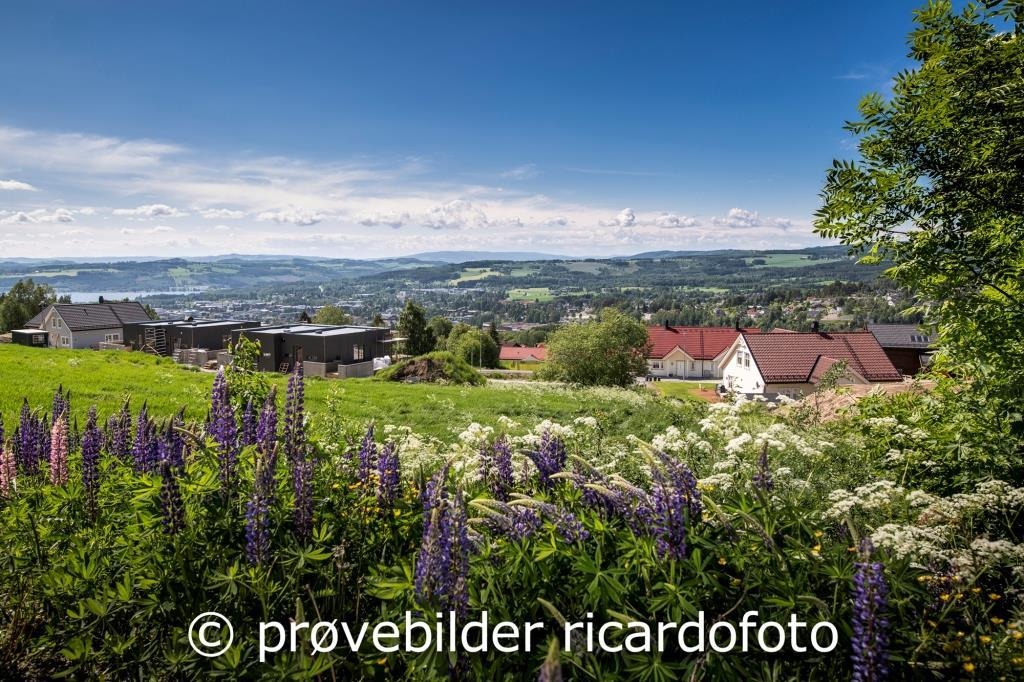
[
  {"left": 448, "top": 267, "right": 502, "bottom": 284},
  {"left": 505, "top": 287, "right": 554, "bottom": 302},
  {"left": 0, "top": 345, "right": 697, "bottom": 442},
  {"left": 649, "top": 380, "right": 717, "bottom": 402}
]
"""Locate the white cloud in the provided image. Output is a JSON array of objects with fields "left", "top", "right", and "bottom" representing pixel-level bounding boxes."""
[
  {"left": 112, "top": 203, "right": 188, "bottom": 219},
  {"left": 544, "top": 216, "right": 569, "bottom": 227},
  {"left": 0, "top": 125, "right": 182, "bottom": 174},
  {"left": 600, "top": 207, "right": 637, "bottom": 227},
  {"left": 0, "top": 179, "right": 37, "bottom": 191},
  {"left": 150, "top": 225, "right": 175, "bottom": 233},
  {"left": 654, "top": 212, "right": 699, "bottom": 228},
  {"left": 421, "top": 200, "right": 489, "bottom": 230},
  {"left": 257, "top": 208, "right": 325, "bottom": 226},
  {"left": 199, "top": 208, "right": 246, "bottom": 219},
  {"left": 711, "top": 207, "right": 791, "bottom": 229},
  {"left": 0, "top": 208, "right": 75, "bottom": 224},
  {"left": 213, "top": 224, "right": 233, "bottom": 231},
  {"left": 358, "top": 212, "right": 409, "bottom": 229}
]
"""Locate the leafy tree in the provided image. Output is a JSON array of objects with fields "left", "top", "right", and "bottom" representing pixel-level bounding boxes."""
[
  {"left": 816, "top": 0, "right": 1024, "bottom": 480},
  {"left": 142, "top": 304, "right": 159, "bottom": 320},
  {"left": 225, "top": 336, "right": 271, "bottom": 412},
  {"left": 398, "top": 300, "right": 435, "bottom": 356},
  {"left": 448, "top": 327, "right": 499, "bottom": 368},
  {"left": 427, "top": 315, "right": 454, "bottom": 348},
  {"left": 371, "top": 312, "right": 385, "bottom": 327},
  {"left": 312, "top": 304, "right": 353, "bottom": 325},
  {"left": 817, "top": 1, "right": 1023, "bottom": 370},
  {"left": 0, "top": 279, "right": 58, "bottom": 332},
  {"left": 540, "top": 308, "right": 650, "bottom": 386},
  {"left": 488, "top": 319, "right": 501, "bottom": 347}
]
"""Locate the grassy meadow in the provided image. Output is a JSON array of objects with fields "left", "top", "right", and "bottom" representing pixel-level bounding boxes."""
[{"left": 0, "top": 344, "right": 696, "bottom": 441}]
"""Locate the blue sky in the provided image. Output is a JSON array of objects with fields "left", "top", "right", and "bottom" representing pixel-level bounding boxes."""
[{"left": 0, "top": 1, "right": 920, "bottom": 258}]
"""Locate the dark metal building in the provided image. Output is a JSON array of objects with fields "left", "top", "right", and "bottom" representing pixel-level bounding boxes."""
[
  {"left": 232, "top": 324, "right": 391, "bottom": 376},
  {"left": 124, "top": 318, "right": 260, "bottom": 356},
  {"left": 11, "top": 328, "right": 49, "bottom": 347},
  {"left": 867, "top": 323, "right": 936, "bottom": 376}
]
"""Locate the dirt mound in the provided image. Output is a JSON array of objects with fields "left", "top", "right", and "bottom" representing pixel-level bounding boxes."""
[
  {"left": 386, "top": 357, "right": 452, "bottom": 383},
  {"left": 789, "top": 378, "right": 936, "bottom": 421}
]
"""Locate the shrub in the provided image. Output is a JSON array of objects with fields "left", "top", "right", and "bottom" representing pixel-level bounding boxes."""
[{"left": 375, "top": 351, "right": 486, "bottom": 385}]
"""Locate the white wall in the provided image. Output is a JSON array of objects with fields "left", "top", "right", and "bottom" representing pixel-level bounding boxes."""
[
  {"left": 720, "top": 338, "right": 766, "bottom": 393},
  {"left": 648, "top": 349, "right": 727, "bottom": 379}
]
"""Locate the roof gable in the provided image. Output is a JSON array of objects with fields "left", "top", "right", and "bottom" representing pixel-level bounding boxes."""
[
  {"left": 646, "top": 325, "right": 760, "bottom": 360},
  {"left": 867, "top": 323, "right": 936, "bottom": 349},
  {"left": 743, "top": 332, "right": 902, "bottom": 383},
  {"left": 52, "top": 302, "right": 152, "bottom": 331}
]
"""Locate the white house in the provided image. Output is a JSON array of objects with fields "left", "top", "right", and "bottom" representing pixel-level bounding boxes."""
[
  {"left": 645, "top": 324, "right": 760, "bottom": 379},
  {"left": 719, "top": 331, "right": 903, "bottom": 399},
  {"left": 25, "top": 302, "right": 153, "bottom": 349}
]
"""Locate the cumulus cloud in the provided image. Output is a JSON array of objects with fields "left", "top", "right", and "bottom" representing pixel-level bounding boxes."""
[
  {"left": 421, "top": 200, "right": 489, "bottom": 230},
  {"left": 0, "top": 208, "right": 75, "bottom": 225},
  {"left": 710, "top": 207, "right": 790, "bottom": 229},
  {"left": 544, "top": 216, "right": 569, "bottom": 227},
  {"left": 654, "top": 212, "right": 699, "bottom": 228},
  {"left": 112, "top": 203, "right": 188, "bottom": 219},
  {"left": 358, "top": 212, "right": 410, "bottom": 229},
  {"left": 213, "top": 224, "right": 233, "bottom": 231},
  {"left": 257, "top": 208, "right": 325, "bottom": 226},
  {"left": 600, "top": 208, "right": 637, "bottom": 227},
  {"left": 150, "top": 225, "right": 175, "bottom": 233},
  {"left": 198, "top": 207, "right": 246, "bottom": 219},
  {"left": 0, "top": 179, "right": 37, "bottom": 191}
]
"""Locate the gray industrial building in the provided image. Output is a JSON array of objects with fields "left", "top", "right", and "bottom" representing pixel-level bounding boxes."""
[
  {"left": 232, "top": 324, "right": 393, "bottom": 377},
  {"left": 123, "top": 318, "right": 260, "bottom": 356}
]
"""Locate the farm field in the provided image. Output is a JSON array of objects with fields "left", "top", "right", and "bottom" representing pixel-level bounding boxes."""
[
  {"left": 448, "top": 267, "right": 501, "bottom": 284},
  {"left": 0, "top": 345, "right": 692, "bottom": 442},
  {"left": 745, "top": 254, "right": 845, "bottom": 268},
  {"left": 505, "top": 286, "right": 554, "bottom": 302}
]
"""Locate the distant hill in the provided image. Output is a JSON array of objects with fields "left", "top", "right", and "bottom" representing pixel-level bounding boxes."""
[
  {"left": 626, "top": 245, "right": 849, "bottom": 260},
  {"left": 406, "top": 250, "right": 574, "bottom": 263}
]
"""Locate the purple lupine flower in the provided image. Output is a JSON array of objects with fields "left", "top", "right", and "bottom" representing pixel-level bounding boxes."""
[
  {"left": 376, "top": 441, "right": 400, "bottom": 509},
  {"left": 526, "top": 431, "right": 566, "bottom": 489},
  {"left": 109, "top": 400, "right": 133, "bottom": 462},
  {"left": 527, "top": 501, "right": 590, "bottom": 544},
  {"left": 240, "top": 399, "right": 257, "bottom": 448},
  {"left": 132, "top": 404, "right": 155, "bottom": 474},
  {"left": 210, "top": 369, "right": 239, "bottom": 493},
  {"left": 292, "top": 457, "right": 313, "bottom": 542},
  {"left": 245, "top": 451, "right": 275, "bottom": 565},
  {"left": 49, "top": 413, "right": 69, "bottom": 486},
  {"left": 51, "top": 386, "right": 69, "bottom": 426},
  {"left": 0, "top": 413, "right": 4, "bottom": 461},
  {"left": 415, "top": 466, "right": 471, "bottom": 617},
  {"left": 753, "top": 442, "right": 774, "bottom": 492},
  {"left": 283, "top": 362, "right": 305, "bottom": 466},
  {"left": 357, "top": 422, "right": 377, "bottom": 487},
  {"left": 484, "top": 504, "right": 543, "bottom": 541},
  {"left": 650, "top": 452, "right": 701, "bottom": 561},
  {"left": 40, "top": 418, "right": 51, "bottom": 468},
  {"left": 851, "top": 540, "right": 890, "bottom": 682},
  {"left": 256, "top": 388, "right": 279, "bottom": 493},
  {"left": 0, "top": 441, "right": 15, "bottom": 498},
  {"left": 158, "top": 459, "right": 185, "bottom": 534},
  {"left": 81, "top": 407, "right": 101, "bottom": 515},
  {"left": 480, "top": 435, "right": 514, "bottom": 501},
  {"left": 538, "top": 638, "right": 563, "bottom": 682},
  {"left": 17, "top": 400, "right": 40, "bottom": 475}
]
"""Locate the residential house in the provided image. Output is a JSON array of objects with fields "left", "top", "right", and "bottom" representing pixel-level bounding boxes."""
[
  {"left": 232, "top": 324, "right": 394, "bottom": 378},
  {"left": 867, "top": 323, "right": 936, "bottom": 376},
  {"left": 719, "top": 330, "right": 903, "bottom": 399},
  {"left": 24, "top": 302, "right": 153, "bottom": 349},
  {"left": 499, "top": 345, "right": 547, "bottom": 363},
  {"left": 646, "top": 324, "right": 761, "bottom": 379}
]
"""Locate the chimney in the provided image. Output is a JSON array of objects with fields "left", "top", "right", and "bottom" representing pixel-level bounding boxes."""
[
  {"left": 735, "top": 319, "right": 741, "bottom": 332},
  {"left": 663, "top": 320, "right": 671, "bottom": 331},
  {"left": 811, "top": 321, "right": 820, "bottom": 333}
]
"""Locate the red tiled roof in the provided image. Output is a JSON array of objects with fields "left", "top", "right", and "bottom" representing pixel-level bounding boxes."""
[
  {"left": 647, "top": 326, "right": 760, "bottom": 360},
  {"left": 499, "top": 345, "right": 547, "bottom": 361},
  {"left": 742, "top": 332, "right": 902, "bottom": 383}
]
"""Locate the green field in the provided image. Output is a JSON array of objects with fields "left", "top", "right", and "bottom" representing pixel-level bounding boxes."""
[
  {"left": 0, "top": 345, "right": 695, "bottom": 441},
  {"left": 745, "top": 254, "right": 844, "bottom": 268},
  {"left": 505, "top": 286, "right": 554, "bottom": 302},
  {"left": 448, "top": 267, "right": 502, "bottom": 284}
]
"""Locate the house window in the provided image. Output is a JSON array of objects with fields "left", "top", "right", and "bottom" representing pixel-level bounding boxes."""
[
  {"left": 690, "top": 361, "right": 696, "bottom": 370},
  {"left": 51, "top": 319, "right": 59, "bottom": 330},
  {"left": 60, "top": 336, "right": 69, "bottom": 346},
  {"left": 353, "top": 344, "right": 365, "bottom": 361},
  {"left": 104, "top": 332, "right": 121, "bottom": 342},
  {"left": 651, "top": 361, "right": 662, "bottom": 369}
]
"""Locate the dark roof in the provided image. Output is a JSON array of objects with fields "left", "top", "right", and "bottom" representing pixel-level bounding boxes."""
[
  {"left": 51, "top": 302, "right": 153, "bottom": 331},
  {"left": 647, "top": 325, "right": 760, "bottom": 360},
  {"left": 867, "top": 324, "right": 936, "bottom": 349},
  {"left": 742, "top": 331, "right": 903, "bottom": 383},
  {"left": 24, "top": 309, "right": 48, "bottom": 328}
]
